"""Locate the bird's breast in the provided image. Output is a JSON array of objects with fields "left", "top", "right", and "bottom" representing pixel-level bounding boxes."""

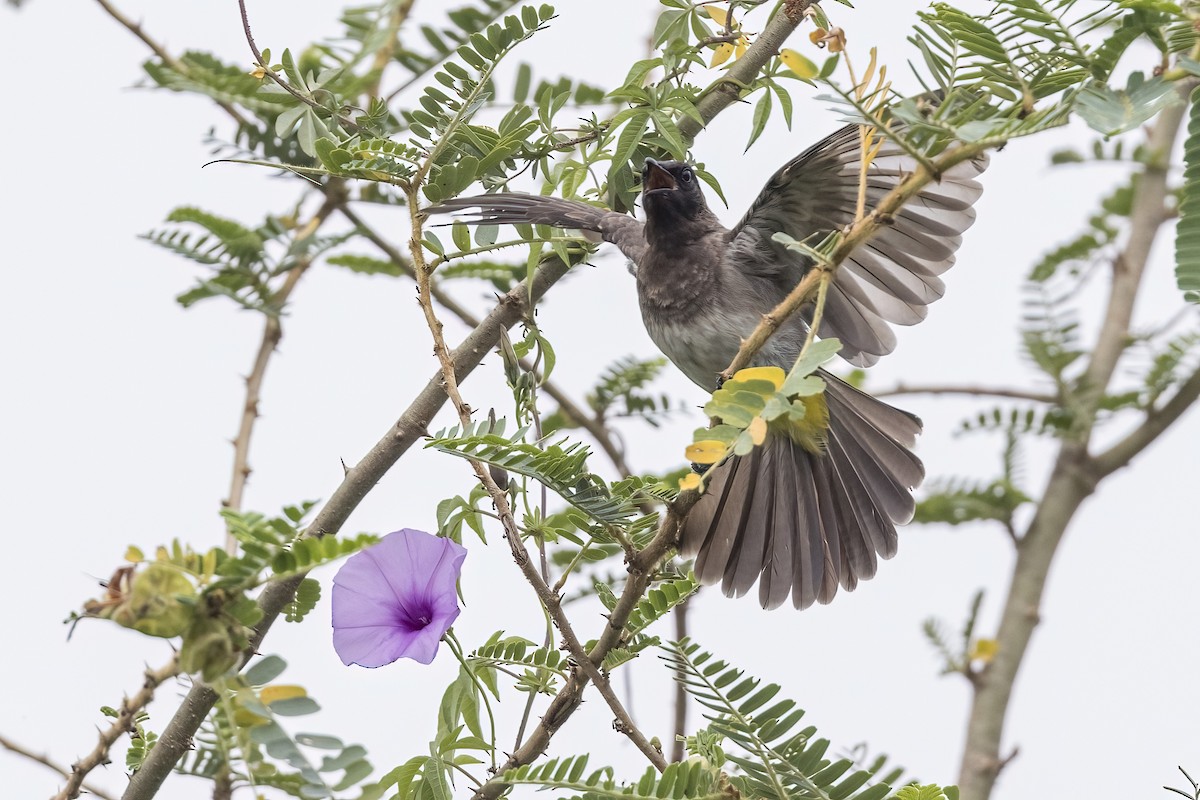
[{"left": 636, "top": 253, "right": 808, "bottom": 390}]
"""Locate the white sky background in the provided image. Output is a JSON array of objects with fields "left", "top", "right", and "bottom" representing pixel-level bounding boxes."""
[{"left": 2, "top": 1, "right": 1198, "bottom": 799}]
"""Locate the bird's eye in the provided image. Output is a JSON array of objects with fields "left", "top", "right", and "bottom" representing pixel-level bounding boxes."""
[{"left": 681, "top": 168, "right": 694, "bottom": 184}]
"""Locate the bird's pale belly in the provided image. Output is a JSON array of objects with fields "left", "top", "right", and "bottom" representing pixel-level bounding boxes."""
[{"left": 641, "top": 301, "right": 802, "bottom": 391}]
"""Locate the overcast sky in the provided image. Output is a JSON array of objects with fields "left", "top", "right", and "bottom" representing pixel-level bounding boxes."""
[{"left": 3, "top": 2, "right": 1198, "bottom": 799}]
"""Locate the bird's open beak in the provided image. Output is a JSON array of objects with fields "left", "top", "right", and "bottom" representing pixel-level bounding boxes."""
[{"left": 643, "top": 159, "right": 677, "bottom": 193}]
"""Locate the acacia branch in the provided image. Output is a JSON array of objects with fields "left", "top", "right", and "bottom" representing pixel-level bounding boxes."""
[
  {"left": 407, "top": 170, "right": 668, "bottom": 770},
  {"left": 871, "top": 384, "right": 1059, "bottom": 404},
  {"left": 956, "top": 88, "right": 1192, "bottom": 800},
  {"left": 473, "top": 494, "right": 694, "bottom": 800},
  {"left": 0, "top": 735, "right": 117, "bottom": 800},
  {"left": 224, "top": 190, "right": 342, "bottom": 551},
  {"left": 92, "top": 0, "right": 251, "bottom": 128},
  {"left": 1092, "top": 364, "right": 1200, "bottom": 478},
  {"left": 53, "top": 656, "right": 180, "bottom": 800},
  {"left": 236, "top": 0, "right": 360, "bottom": 133},
  {"left": 678, "top": 0, "right": 813, "bottom": 141}
]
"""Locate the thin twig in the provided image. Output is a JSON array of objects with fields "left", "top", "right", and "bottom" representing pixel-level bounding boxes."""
[
  {"left": 472, "top": 495, "right": 694, "bottom": 800},
  {"left": 92, "top": 0, "right": 251, "bottom": 128},
  {"left": 0, "top": 735, "right": 117, "bottom": 800},
  {"left": 669, "top": 597, "right": 691, "bottom": 762},
  {"left": 407, "top": 182, "right": 668, "bottom": 772},
  {"left": 53, "top": 656, "right": 180, "bottom": 800},
  {"left": 236, "top": 0, "right": 360, "bottom": 133},
  {"left": 871, "top": 384, "right": 1059, "bottom": 404},
  {"left": 224, "top": 191, "right": 342, "bottom": 552},
  {"left": 1092, "top": 363, "right": 1200, "bottom": 477}
]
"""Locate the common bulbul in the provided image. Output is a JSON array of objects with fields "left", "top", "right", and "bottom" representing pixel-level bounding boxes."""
[{"left": 429, "top": 123, "right": 988, "bottom": 609}]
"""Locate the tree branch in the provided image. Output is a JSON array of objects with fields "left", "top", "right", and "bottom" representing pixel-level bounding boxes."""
[
  {"left": 670, "top": 596, "right": 691, "bottom": 762},
  {"left": 236, "top": 0, "right": 360, "bottom": 133},
  {"left": 1092, "top": 364, "right": 1200, "bottom": 477},
  {"left": 0, "top": 735, "right": 117, "bottom": 800},
  {"left": 92, "top": 0, "right": 251, "bottom": 128},
  {"left": 955, "top": 87, "right": 1192, "bottom": 800},
  {"left": 678, "top": 0, "right": 813, "bottom": 141},
  {"left": 224, "top": 190, "right": 342, "bottom": 551},
  {"left": 472, "top": 491, "right": 699, "bottom": 800},
  {"left": 872, "top": 384, "right": 1059, "bottom": 404},
  {"left": 53, "top": 656, "right": 180, "bottom": 800}
]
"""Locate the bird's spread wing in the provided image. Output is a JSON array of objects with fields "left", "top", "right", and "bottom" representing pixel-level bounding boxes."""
[
  {"left": 426, "top": 193, "right": 647, "bottom": 263},
  {"left": 727, "top": 124, "right": 988, "bottom": 367}
]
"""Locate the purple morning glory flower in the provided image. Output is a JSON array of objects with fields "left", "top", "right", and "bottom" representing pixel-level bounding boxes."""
[{"left": 331, "top": 529, "right": 467, "bottom": 667}]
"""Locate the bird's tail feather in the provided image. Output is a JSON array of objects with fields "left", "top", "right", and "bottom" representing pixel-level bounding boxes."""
[
  {"left": 680, "top": 372, "right": 922, "bottom": 610},
  {"left": 425, "top": 193, "right": 606, "bottom": 231}
]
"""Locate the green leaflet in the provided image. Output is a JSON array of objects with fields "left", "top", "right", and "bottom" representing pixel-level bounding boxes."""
[{"left": 1177, "top": 84, "right": 1200, "bottom": 303}]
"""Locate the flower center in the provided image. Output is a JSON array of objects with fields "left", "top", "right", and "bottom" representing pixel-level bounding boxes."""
[{"left": 395, "top": 598, "right": 436, "bottom": 632}]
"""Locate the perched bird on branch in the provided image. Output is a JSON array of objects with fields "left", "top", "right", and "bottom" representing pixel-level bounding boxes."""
[{"left": 428, "top": 123, "right": 987, "bottom": 609}]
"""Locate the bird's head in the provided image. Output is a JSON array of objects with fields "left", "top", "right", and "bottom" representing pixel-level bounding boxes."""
[{"left": 640, "top": 158, "right": 708, "bottom": 225}]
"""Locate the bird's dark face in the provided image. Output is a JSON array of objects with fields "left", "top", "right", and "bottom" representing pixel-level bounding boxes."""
[{"left": 641, "top": 158, "right": 708, "bottom": 223}]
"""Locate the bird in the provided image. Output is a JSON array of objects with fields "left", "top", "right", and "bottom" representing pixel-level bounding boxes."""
[{"left": 427, "top": 122, "right": 988, "bottom": 609}]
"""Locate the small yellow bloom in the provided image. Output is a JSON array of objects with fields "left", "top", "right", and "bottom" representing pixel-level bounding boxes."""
[
  {"left": 250, "top": 64, "right": 268, "bottom": 80},
  {"left": 969, "top": 638, "right": 999, "bottom": 664},
  {"left": 678, "top": 473, "right": 703, "bottom": 492}
]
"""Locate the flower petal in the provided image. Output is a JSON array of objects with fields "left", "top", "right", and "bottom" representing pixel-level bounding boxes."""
[{"left": 331, "top": 529, "right": 467, "bottom": 667}]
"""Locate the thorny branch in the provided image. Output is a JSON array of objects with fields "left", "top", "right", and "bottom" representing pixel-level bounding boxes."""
[
  {"left": 406, "top": 170, "right": 669, "bottom": 770},
  {"left": 872, "top": 384, "right": 1059, "bottom": 404},
  {"left": 337, "top": 205, "right": 637, "bottom": 477},
  {"left": 0, "top": 736, "right": 116, "bottom": 800},
  {"left": 236, "top": 0, "right": 361, "bottom": 133},
  {"left": 224, "top": 189, "right": 343, "bottom": 552},
  {"left": 51, "top": 656, "right": 180, "bottom": 800}
]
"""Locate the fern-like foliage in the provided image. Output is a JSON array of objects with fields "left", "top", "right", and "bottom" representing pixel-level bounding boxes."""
[
  {"left": 917, "top": 430, "right": 1030, "bottom": 530},
  {"left": 427, "top": 419, "right": 637, "bottom": 524},
  {"left": 173, "top": 655, "right": 373, "bottom": 799},
  {"left": 586, "top": 575, "right": 699, "bottom": 671},
  {"left": 590, "top": 355, "right": 675, "bottom": 425},
  {"left": 1178, "top": 84, "right": 1200, "bottom": 304},
  {"left": 923, "top": 589, "right": 986, "bottom": 677},
  {"left": 472, "top": 632, "right": 569, "bottom": 695},
  {"left": 314, "top": 4, "right": 555, "bottom": 197},
  {"left": 503, "top": 755, "right": 718, "bottom": 800},
  {"left": 662, "top": 639, "right": 910, "bottom": 800},
  {"left": 143, "top": 207, "right": 352, "bottom": 312}
]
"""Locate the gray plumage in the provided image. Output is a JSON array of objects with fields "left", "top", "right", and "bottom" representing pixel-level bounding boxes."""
[{"left": 428, "top": 123, "right": 987, "bottom": 609}]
